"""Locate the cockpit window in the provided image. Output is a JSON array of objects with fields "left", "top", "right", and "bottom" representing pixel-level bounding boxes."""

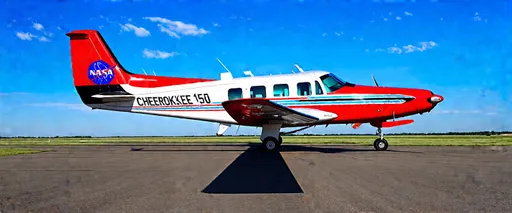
[{"left": 320, "top": 73, "right": 346, "bottom": 93}]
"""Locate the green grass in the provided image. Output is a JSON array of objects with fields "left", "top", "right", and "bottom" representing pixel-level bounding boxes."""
[
  {"left": 0, "top": 148, "right": 44, "bottom": 156},
  {"left": 1, "top": 135, "right": 511, "bottom": 146}
]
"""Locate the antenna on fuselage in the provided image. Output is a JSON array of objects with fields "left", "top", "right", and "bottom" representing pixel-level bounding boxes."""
[
  {"left": 243, "top": 70, "right": 254, "bottom": 77},
  {"left": 152, "top": 70, "right": 156, "bottom": 76},
  {"left": 142, "top": 68, "right": 148, "bottom": 75},
  {"left": 294, "top": 64, "right": 305, "bottom": 73},
  {"left": 216, "top": 58, "right": 231, "bottom": 73},
  {"left": 372, "top": 74, "right": 380, "bottom": 87},
  {"left": 216, "top": 58, "right": 233, "bottom": 80}
]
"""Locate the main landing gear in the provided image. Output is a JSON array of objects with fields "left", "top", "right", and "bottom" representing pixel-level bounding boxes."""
[
  {"left": 258, "top": 124, "right": 389, "bottom": 152},
  {"left": 374, "top": 127, "right": 388, "bottom": 151},
  {"left": 260, "top": 124, "right": 283, "bottom": 151}
]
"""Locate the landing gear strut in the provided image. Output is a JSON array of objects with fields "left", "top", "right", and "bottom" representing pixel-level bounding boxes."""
[
  {"left": 260, "top": 124, "right": 283, "bottom": 151},
  {"left": 373, "top": 127, "right": 388, "bottom": 151}
]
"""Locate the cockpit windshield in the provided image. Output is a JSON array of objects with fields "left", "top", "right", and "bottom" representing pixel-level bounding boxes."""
[{"left": 320, "top": 73, "right": 346, "bottom": 93}]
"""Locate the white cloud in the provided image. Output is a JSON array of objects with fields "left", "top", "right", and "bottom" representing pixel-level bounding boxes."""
[
  {"left": 39, "top": 36, "right": 50, "bottom": 42},
  {"left": 383, "top": 17, "right": 388, "bottom": 21},
  {"left": 213, "top": 22, "right": 220, "bottom": 27},
  {"left": 402, "top": 44, "right": 416, "bottom": 53},
  {"left": 377, "top": 41, "right": 438, "bottom": 54},
  {"left": 32, "top": 22, "right": 44, "bottom": 31},
  {"left": 15, "top": 32, "right": 50, "bottom": 42},
  {"left": 16, "top": 32, "right": 36, "bottom": 40},
  {"left": 142, "top": 49, "right": 179, "bottom": 59},
  {"left": 120, "top": 23, "right": 150, "bottom": 37},
  {"left": 473, "top": 12, "right": 482, "bottom": 21},
  {"left": 404, "top": 11, "right": 413, "bottom": 16},
  {"left": 396, "top": 16, "right": 402, "bottom": 20},
  {"left": 144, "top": 16, "right": 209, "bottom": 38},
  {"left": 322, "top": 33, "right": 327, "bottom": 36},
  {"left": 334, "top": 31, "right": 343, "bottom": 36},
  {"left": 388, "top": 46, "right": 403, "bottom": 54}
]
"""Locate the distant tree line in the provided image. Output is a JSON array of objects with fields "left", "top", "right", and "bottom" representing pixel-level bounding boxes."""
[{"left": 1, "top": 131, "right": 510, "bottom": 138}]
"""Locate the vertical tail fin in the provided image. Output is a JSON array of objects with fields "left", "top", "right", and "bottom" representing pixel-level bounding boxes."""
[
  {"left": 66, "top": 30, "right": 130, "bottom": 87},
  {"left": 66, "top": 30, "right": 132, "bottom": 105}
]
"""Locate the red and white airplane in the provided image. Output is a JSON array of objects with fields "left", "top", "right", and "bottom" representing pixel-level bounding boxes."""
[{"left": 66, "top": 30, "right": 444, "bottom": 151}]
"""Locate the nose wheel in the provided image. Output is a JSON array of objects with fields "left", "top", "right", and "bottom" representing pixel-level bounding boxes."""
[{"left": 374, "top": 128, "right": 388, "bottom": 151}]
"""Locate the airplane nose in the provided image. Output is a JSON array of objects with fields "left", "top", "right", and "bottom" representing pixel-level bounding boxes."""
[{"left": 429, "top": 94, "right": 444, "bottom": 104}]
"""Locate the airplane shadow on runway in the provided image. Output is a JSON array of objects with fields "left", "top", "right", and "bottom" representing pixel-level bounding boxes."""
[
  {"left": 202, "top": 145, "right": 304, "bottom": 194},
  {"left": 131, "top": 144, "right": 420, "bottom": 194}
]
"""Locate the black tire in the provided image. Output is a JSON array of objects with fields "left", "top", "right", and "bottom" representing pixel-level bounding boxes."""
[
  {"left": 278, "top": 136, "right": 283, "bottom": 145},
  {"left": 262, "top": 137, "right": 280, "bottom": 151},
  {"left": 373, "top": 138, "right": 388, "bottom": 151}
]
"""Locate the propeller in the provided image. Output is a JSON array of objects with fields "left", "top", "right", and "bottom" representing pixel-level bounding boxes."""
[{"left": 372, "top": 74, "right": 379, "bottom": 87}]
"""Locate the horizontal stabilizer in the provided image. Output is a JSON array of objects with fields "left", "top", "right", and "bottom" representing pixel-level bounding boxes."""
[
  {"left": 91, "top": 94, "right": 135, "bottom": 99},
  {"left": 90, "top": 92, "right": 135, "bottom": 102}
]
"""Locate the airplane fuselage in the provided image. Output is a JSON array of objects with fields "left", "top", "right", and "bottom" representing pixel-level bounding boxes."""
[{"left": 85, "top": 70, "right": 440, "bottom": 128}]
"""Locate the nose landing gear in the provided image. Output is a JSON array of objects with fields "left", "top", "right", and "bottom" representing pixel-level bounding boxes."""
[{"left": 373, "top": 127, "right": 388, "bottom": 151}]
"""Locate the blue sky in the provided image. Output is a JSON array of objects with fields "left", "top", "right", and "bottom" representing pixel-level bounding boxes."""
[{"left": 0, "top": 0, "right": 511, "bottom": 136}]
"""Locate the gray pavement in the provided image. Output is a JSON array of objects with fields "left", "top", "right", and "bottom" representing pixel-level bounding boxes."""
[{"left": 1, "top": 144, "right": 511, "bottom": 213}]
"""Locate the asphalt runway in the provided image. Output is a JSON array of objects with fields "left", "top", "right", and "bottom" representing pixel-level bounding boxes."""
[{"left": 1, "top": 144, "right": 511, "bottom": 213}]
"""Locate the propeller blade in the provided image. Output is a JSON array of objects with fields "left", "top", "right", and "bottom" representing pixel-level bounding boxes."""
[{"left": 372, "top": 75, "right": 379, "bottom": 87}]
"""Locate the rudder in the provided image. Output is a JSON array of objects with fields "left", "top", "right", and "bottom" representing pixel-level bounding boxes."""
[{"left": 66, "top": 30, "right": 130, "bottom": 87}]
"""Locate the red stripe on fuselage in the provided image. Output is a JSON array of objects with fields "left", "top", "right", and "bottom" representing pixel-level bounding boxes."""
[{"left": 127, "top": 74, "right": 214, "bottom": 88}]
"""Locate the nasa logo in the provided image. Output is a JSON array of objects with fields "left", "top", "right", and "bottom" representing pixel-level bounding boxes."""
[{"left": 88, "top": 60, "right": 115, "bottom": 85}]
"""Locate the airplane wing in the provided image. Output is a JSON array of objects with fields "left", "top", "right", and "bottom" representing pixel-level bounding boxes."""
[{"left": 221, "top": 98, "right": 336, "bottom": 126}]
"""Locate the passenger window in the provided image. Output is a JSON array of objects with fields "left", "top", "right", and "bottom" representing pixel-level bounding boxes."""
[
  {"left": 250, "top": 86, "right": 266, "bottom": 98},
  {"left": 228, "top": 88, "right": 243, "bottom": 100},
  {"left": 315, "top": 81, "right": 323, "bottom": 95},
  {"left": 297, "top": 82, "right": 312, "bottom": 96},
  {"left": 273, "top": 84, "right": 289, "bottom": 97}
]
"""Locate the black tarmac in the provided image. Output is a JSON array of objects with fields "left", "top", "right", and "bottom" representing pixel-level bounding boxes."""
[{"left": 1, "top": 144, "right": 511, "bottom": 213}]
